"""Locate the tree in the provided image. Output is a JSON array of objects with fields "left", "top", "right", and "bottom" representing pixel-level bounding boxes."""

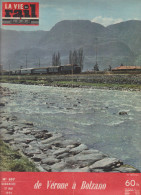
[
  {"left": 72, "top": 50, "right": 78, "bottom": 65},
  {"left": 94, "top": 63, "right": 99, "bottom": 71},
  {"left": 52, "top": 52, "right": 61, "bottom": 66},
  {"left": 52, "top": 53, "right": 56, "bottom": 66},
  {"left": 108, "top": 65, "right": 112, "bottom": 71},
  {"left": 57, "top": 52, "right": 61, "bottom": 66},
  {"left": 78, "top": 48, "right": 84, "bottom": 70},
  {"left": 69, "top": 50, "right": 73, "bottom": 65},
  {"left": 69, "top": 48, "right": 84, "bottom": 71}
]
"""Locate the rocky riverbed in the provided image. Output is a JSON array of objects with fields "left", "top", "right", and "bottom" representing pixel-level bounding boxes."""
[{"left": 0, "top": 86, "right": 140, "bottom": 172}]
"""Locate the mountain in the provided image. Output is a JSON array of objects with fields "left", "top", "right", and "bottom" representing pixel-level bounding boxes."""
[
  {"left": 39, "top": 20, "right": 112, "bottom": 49},
  {"left": 107, "top": 20, "right": 141, "bottom": 55},
  {"left": 1, "top": 20, "right": 141, "bottom": 71}
]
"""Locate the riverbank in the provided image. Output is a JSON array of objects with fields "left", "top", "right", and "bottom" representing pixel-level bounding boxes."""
[
  {"left": 0, "top": 86, "right": 38, "bottom": 171},
  {"left": 0, "top": 86, "right": 140, "bottom": 172},
  {"left": 0, "top": 109, "right": 140, "bottom": 172},
  {"left": 1, "top": 74, "right": 141, "bottom": 91}
]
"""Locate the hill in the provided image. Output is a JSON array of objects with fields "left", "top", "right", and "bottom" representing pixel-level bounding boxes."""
[{"left": 1, "top": 20, "right": 141, "bottom": 71}]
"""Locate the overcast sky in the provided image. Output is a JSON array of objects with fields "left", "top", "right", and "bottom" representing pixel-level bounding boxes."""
[{"left": 1, "top": 0, "right": 141, "bottom": 31}]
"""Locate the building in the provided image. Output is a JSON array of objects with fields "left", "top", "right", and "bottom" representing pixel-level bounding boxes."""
[{"left": 112, "top": 65, "right": 141, "bottom": 74}]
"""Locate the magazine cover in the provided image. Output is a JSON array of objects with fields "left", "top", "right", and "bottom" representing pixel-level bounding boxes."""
[{"left": 0, "top": 0, "right": 141, "bottom": 194}]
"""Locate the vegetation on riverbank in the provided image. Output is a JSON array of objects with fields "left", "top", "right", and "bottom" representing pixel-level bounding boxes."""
[
  {"left": 0, "top": 75, "right": 141, "bottom": 90},
  {"left": 0, "top": 139, "right": 39, "bottom": 172},
  {"left": 52, "top": 81, "right": 141, "bottom": 90}
]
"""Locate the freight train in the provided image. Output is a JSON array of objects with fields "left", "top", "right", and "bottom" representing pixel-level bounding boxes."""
[{"left": 4, "top": 64, "right": 81, "bottom": 75}]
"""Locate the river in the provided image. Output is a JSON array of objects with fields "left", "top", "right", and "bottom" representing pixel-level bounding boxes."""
[{"left": 1, "top": 83, "right": 141, "bottom": 171}]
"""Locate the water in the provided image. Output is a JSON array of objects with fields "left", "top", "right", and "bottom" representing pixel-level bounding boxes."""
[{"left": 1, "top": 83, "right": 141, "bottom": 171}]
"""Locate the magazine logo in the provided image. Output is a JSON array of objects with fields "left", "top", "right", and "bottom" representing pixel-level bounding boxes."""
[{"left": 2, "top": 2, "right": 39, "bottom": 25}]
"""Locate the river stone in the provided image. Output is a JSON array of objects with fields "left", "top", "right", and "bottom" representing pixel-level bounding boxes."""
[
  {"left": 6, "top": 124, "right": 14, "bottom": 130},
  {"left": 41, "top": 133, "right": 63, "bottom": 144},
  {"left": 0, "top": 128, "right": 8, "bottom": 135},
  {"left": 57, "top": 153, "right": 70, "bottom": 159},
  {"left": 39, "top": 139, "right": 65, "bottom": 150},
  {"left": 53, "top": 148, "right": 69, "bottom": 156},
  {"left": 38, "top": 143, "right": 52, "bottom": 151},
  {"left": 112, "top": 166, "right": 140, "bottom": 173},
  {"left": 41, "top": 157, "right": 59, "bottom": 165},
  {"left": 43, "top": 149, "right": 59, "bottom": 157},
  {"left": 21, "top": 128, "right": 32, "bottom": 135},
  {"left": 66, "top": 107, "right": 73, "bottom": 110},
  {"left": 50, "top": 161, "right": 68, "bottom": 172},
  {"left": 28, "top": 140, "right": 37, "bottom": 145},
  {"left": 34, "top": 132, "right": 52, "bottom": 139},
  {"left": 61, "top": 140, "right": 81, "bottom": 148},
  {"left": 119, "top": 111, "right": 128, "bottom": 115},
  {"left": 13, "top": 133, "right": 23, "bottom": 138},
  {"left": 36, "top": 165, "right": 46, "bottom": 172},
  {"left": 66, "top": 153, "right": 106, "bottom": 168},
  {"left": 3, "top": 135, "right": 13, "bottom": 142},
  {"left": 13, "top": 126, "right": 20, "bottom": 131},
  {"left": 32, "top": 157, "right": 42, "bottom": 162},
  {"left": 30, "top": 130, "right": 40, "bottom": 135},
  {"left": 0, "top": 103, "right": 5, "bottom": 106},
  {"left": 66, "top": 144, "right": 76, "bottom": 149},
  {"left": 24, "top": 122, "right": 34, "bottom": 126},
  {"left": 51, "top": 141, "right": 66, "bottom": 148},
  {"left": 70, "top": 144, "right": 88, "bottom": 154},
  {"left": 0, "top": 121, "right": 10, "bottom": 128},
  {"left": 38, "top": 130, "right": 49, "bottom": 133},
  {"left": 0, "top": 125, "right": 8, "bottom": 129},
  {"left": 41, "top": 164, "right": 52, "bottom": 172},
  {"left": 10, "top": 116, "right": 18, "bottom": 121},
  {"left": 90, "top": 157, "right": 123, "bottom": 170},
  {"left": 13, "top": 136, "right": 35, "bottom": 144},
  {"left": 6, "top": 129, "right": 15, "bottom": 135},
  {"left": 31, "top": 154, "right": 47, "bottom": 162},
  {"left": 29, "top": 141, "right": 43, "bottom": 148},
  {"left": 80, "top": 149, "right": 105, "bottom": 155},
  {"left": 16, "top": 142, "right": 29, "bottom": 148},
  {"left": 23, "top": 147, "right": 42, "bottom": 157}
]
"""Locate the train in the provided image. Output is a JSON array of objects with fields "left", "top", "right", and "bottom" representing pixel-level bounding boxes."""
[{"left": 4, "top": 64, "right": 81, "bottom": 75}]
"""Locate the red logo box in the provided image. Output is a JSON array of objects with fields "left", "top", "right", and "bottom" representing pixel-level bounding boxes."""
[{"left": 2, "top": 2, "right": 39, "bottom": 25}]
